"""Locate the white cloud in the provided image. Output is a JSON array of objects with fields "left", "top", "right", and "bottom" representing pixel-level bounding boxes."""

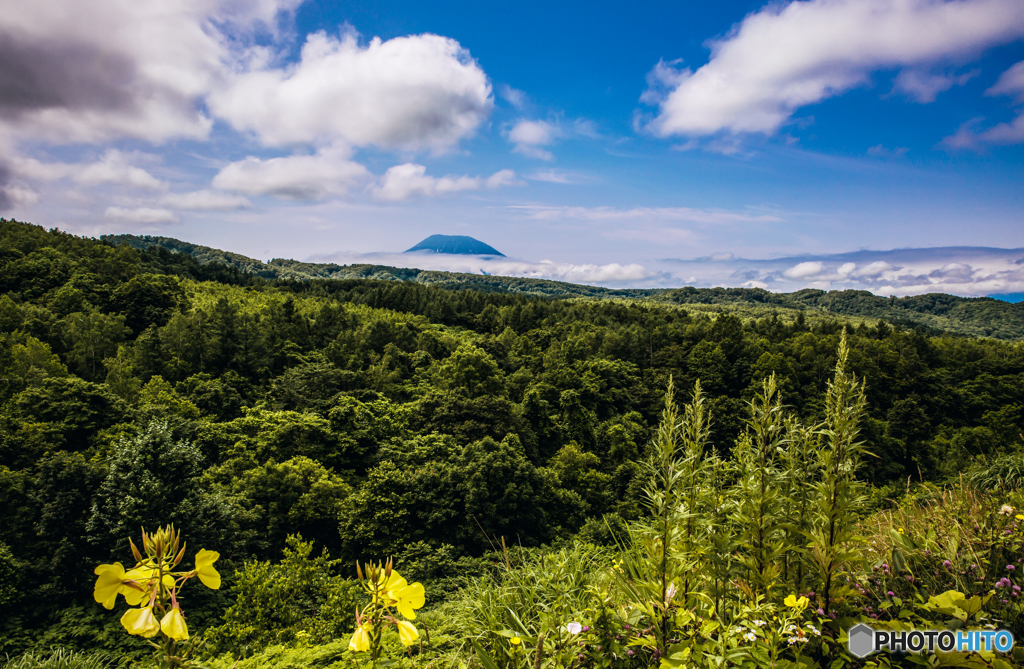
[
  {"left": 0, "top": 0, "right": 301, "bottom": 144},
  {"left": 312, "top": 250, "right": 667, "bottom": 286},
  {"left": 642, "top": 0, "right": 1024, "bottom": 138},
  {"left": 867, "top": 144, "right": 909, "bottom": 157},
  {"left": 783, "top": 261, "right": 824, "bottom": 278},
  {"left": 512, "top": 204, "right": 783, "bottom": 225},
  {"left": 499, "top": 84, "right": 528, "bottom": 109},
  {"left": 212, "top": 144, "right": 371, "bottom": 200},
  {"left": 892, "top": 69, "right": 977, "bottom": 103},
  {"left": 944, "top": 59, "right": 1024, "bottom": 148},
  {"left": 104, "top": 206, "right": 178, "bottom": 224},
  {"left": 372, "top": 163, "right": 521, "bottom": 201},
  {"left": 855, "top": 260, "right": 895, "bottom": 276},
  {"left": 508, "top": 120, "right": 558, "bottom": 160},
  {"left": 74, "top": 150, "right": 165, "bottom": 189},
  {"left": 988, "top": 60, "right": 1024, "bottom": 99},
  {"left": 208, "top": 30, "right": 492, "bottom": 149},
  {"left": 159, "top": 190, "right": 251, "bottom": 210},
  {"left": 526, "top": 169, "right": 589, "bottom": 184}
]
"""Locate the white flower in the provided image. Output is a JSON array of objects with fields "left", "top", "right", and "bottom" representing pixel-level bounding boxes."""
[
  {"left": 1000, "top": 505, "right": 1014, "bottom": 516},
  {"left": 730, "top": 626, "right": 745, "bottom": 635},
  {"left": 787, "top": 636, "right": 809, "bottom": 645},
  {"left": 566, "top": 622, "right": 582, "bottom": 635},
  {"left": 753, "top": 620, "right": 767, "bottom": 627},
  {"left": 743, "top": 632, "right": 757, "bottom": 642}
]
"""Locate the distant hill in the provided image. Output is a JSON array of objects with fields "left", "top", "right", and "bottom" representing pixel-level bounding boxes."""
[
  {"left": 101, "top": 232, "right": 1024, "bottom": 340},
  {"left": 405, "top": 234, "right": 504, "bottom": 256}
]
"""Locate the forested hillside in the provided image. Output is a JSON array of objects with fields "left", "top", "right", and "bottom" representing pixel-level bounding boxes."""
[
  {"left": 105, "top": 232, "right": 1024, "bottom": 340},
  {"left": 2, "top": 218, "right": 1024, "bottom": 666}
]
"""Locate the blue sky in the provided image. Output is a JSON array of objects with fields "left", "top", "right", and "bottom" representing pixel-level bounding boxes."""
[{"left": 2, "top": 0, "right": 1024, "bottom": 295}]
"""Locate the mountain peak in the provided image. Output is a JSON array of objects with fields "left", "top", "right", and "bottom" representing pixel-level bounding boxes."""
[{"left": 405, "top": 234, "right": 504, "bottom": 256}]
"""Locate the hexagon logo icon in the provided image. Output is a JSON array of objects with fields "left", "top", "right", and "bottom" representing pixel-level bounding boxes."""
[{"left": 848, "top": 623, "right": 875, "bottom": 658}]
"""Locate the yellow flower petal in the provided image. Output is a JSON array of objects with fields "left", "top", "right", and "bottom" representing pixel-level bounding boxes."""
[
  {"left": 392, "top": 582, "right": 426, "bottom": 620},
  {"left": 511, "top": 636, "right": 522, "bottom": 645},
  {"left": 120, "top": 606, "right": 160, "bottom": 638},
  {"left": 161, "top": 607, "right": 189, "bottom": 641},
  {"left": 195, "top": 549, "right": 221, "bottom": 589},
  {"left": 397, "top": 621, "right": 419, "bottom": 647},
  {"left": 349, "top": 623, "right": 372, "bottom": 652},
  {"left": 93, "top": 563, "right": 125, "bottom": 610},
  {"left": 784, "top": 594, "right": 797, "bottom": 607}
]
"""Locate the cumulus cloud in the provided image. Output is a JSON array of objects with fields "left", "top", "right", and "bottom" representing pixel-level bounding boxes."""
[
  {"left": 499, "top": 84, "right": 528, "bottom": 109},
  {"left": 783, "top": 261, "right": 825, "bottom": 278},
  {"left": 74, "top": 150, "right": 165, "bottom": 189},
  {"left": 508, "top": 120, "right": 559, "bottom": 160},
  {"left": 159, "top": 190, "right": 251, "bottom": 211},
  {"left": 641, "top": 0, "right": 1024, "bottom": 139},
  {"left": 104, "top": 206, "right": 178, "bottom": 224},
  {"left": 372, "top": 164, "right": 521, "bottom": 201},
  {"left": 0, "top": 0, "right": 302, "bottom": 144},
  {"left": 208, "top": 30, "right": 492, "bottom": 150},
  {"left": 212, "top": 144, "right": 371, "bottom": 200}
]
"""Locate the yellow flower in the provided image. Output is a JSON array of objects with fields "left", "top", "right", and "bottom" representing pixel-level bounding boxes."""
[
  {"left": 120, "top": 606, "right": 161, "bottom": 638},
  {"left": 195, "top": 549, "right": 221, "bottom": 589},
  {"left": 380, "top": 571, "right": 425, "bottom": 619},
  {"left": 161, "top": 607, "right": 189, "bottom": 641},
  {"left": 349, "top": 623, "right": 372, "bottom": 652},
  {"left": 121, "top": 565, "right": 174, "bottom": 606},
  {"left": 784, "top": 594, "right": 809, "bottom": 609},
  {"left": 1016, "top": 514, "right": 1024, "bottom": 521},
  {"left": 93, "top": 563, "right": 126, "bottom": 609},
  {"left": 511, "top": 636, "right": 522, "bottom": 645},
  {"left": 397, "top": 620, "right": 419, "bottom": 647}
]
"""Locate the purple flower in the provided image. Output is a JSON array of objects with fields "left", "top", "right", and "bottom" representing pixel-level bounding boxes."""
[
  {"left": 1009, "top": 565, "right": 1017, "bottom": 571},
  {"left": 816, "top": 608, "right": 825, "bottom": 616},
  {"left": 623, "top": 624, "right": 631, "bottom": 630},
  {"left": 627, "top": 650, "right": 634, "bottom": 657},
  {"left": 943, "top": 560, "right": 952, "bottom": 569},
  {"left": 582, "top": 626, "right": 590, "bottom": 632},
  {"left": 870, "top": 613, "right": 879, "bottom": 619},
  {"left": 887, "top": 591, "right": 895, "bottom": 597},
  {"left": 578, "top": 654, "right": 585, "bottom": 661}
]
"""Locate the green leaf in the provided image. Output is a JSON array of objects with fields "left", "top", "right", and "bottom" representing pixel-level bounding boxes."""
[{"left": 473, "top": 639, "right": 501, "bottom": 669}]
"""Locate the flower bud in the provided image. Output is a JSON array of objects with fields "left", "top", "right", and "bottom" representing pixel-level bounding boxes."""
[{"left": 129, "top": 538, "right": 143, "bottom": 563}]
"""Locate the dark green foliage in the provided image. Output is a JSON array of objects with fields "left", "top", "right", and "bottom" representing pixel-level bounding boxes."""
[{"left": 1, "top": 218, "right": 1023, "bottom": 658}]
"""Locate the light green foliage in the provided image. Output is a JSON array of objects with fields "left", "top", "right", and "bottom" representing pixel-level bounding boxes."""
[
  {"left": 9, "top": 336, "right": 69, "bottom": 387},
  {"left": 434, "top": 342, "right": 506, "bottom": 398},
  {"left": 206, "top": 536, "right": 361, "bottom": 657},
  {"left": 0, "top": 649, "right": 117, "bottom": 669}
]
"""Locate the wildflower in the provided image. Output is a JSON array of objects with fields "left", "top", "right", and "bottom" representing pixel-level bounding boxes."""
[
  {"left": 397, "top": 621, "right": 419, "bottom": 647},
  {"left": 1000, "top": 505, "right": 1014, "bottom": 516},
  {"left": 743, "top": 632, "right": 757, "bottom": 642},
  {"left": 731, "top": 626, "right": 745, "bottom": 635},
  {"left": 1017, "top": 515, "right": 1024, "bottom": 521},
  {"left": 195, "top": 549, "right": 221, "bottom": 589},
  {"left": 887, "top": 591, "right": 895, "bottom": 597},
  {"left": 816, "top": 608, "right": 824, "bottom": 616},
  {"left": 93, "top": 562, "right": 127, "bottom": 609},
  {"left": 1009, "top": 565, "right": 1017, "bottom": 572},
  {"left": 787, "top": 636, "right": 809, "bottom": 645},
  {"left": 784, "top": 594, "right": 809, "bottom": 609},
  {"left": 567, "top": 622, "right": 582, "bottom": 635},
  {"left": 349, "top": 623, "right": 372, "bottom": 652},
  {"left": 943, "top": 560, "right": 952, "bottom": 569},
  {"left": 805, "top": 624, "right": 820, "bottom": 636},
  {"left": 160, "top": 607, "right": 189, "bottom": 641},
  {"left": 510, "top": 637, "right": 522, "bottom": 646},
  {"left": 626, "top": 650, "right": 634, "bottom": 657},
  {"left": 582, "top": 625, "right": 590, "bottom": 632},
  {"left": 753, "top": 620, "right": 767, "bottom": 627},
  {"left": 121, "top": 606, "right": 160, "bottom": 638}
]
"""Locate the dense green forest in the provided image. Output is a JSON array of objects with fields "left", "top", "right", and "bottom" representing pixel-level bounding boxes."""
[
  {"left": 2, "top": 218, "right": 1024, "bottom": 668},
  {"left": 105, "top": 232, "right": 1024, "bottom": 341}
]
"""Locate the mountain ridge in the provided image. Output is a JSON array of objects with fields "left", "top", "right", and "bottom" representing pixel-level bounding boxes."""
[
  {"left": 404, "top": 234, "right": 504, "bottom": 256},
  {"left": 98, "top": 231, "right": 1024, "bottom": 340}
]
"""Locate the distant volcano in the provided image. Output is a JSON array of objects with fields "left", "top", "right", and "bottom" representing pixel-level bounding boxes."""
[{"left": 404, "top": 234, "right": 504, "bottom": 256}]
